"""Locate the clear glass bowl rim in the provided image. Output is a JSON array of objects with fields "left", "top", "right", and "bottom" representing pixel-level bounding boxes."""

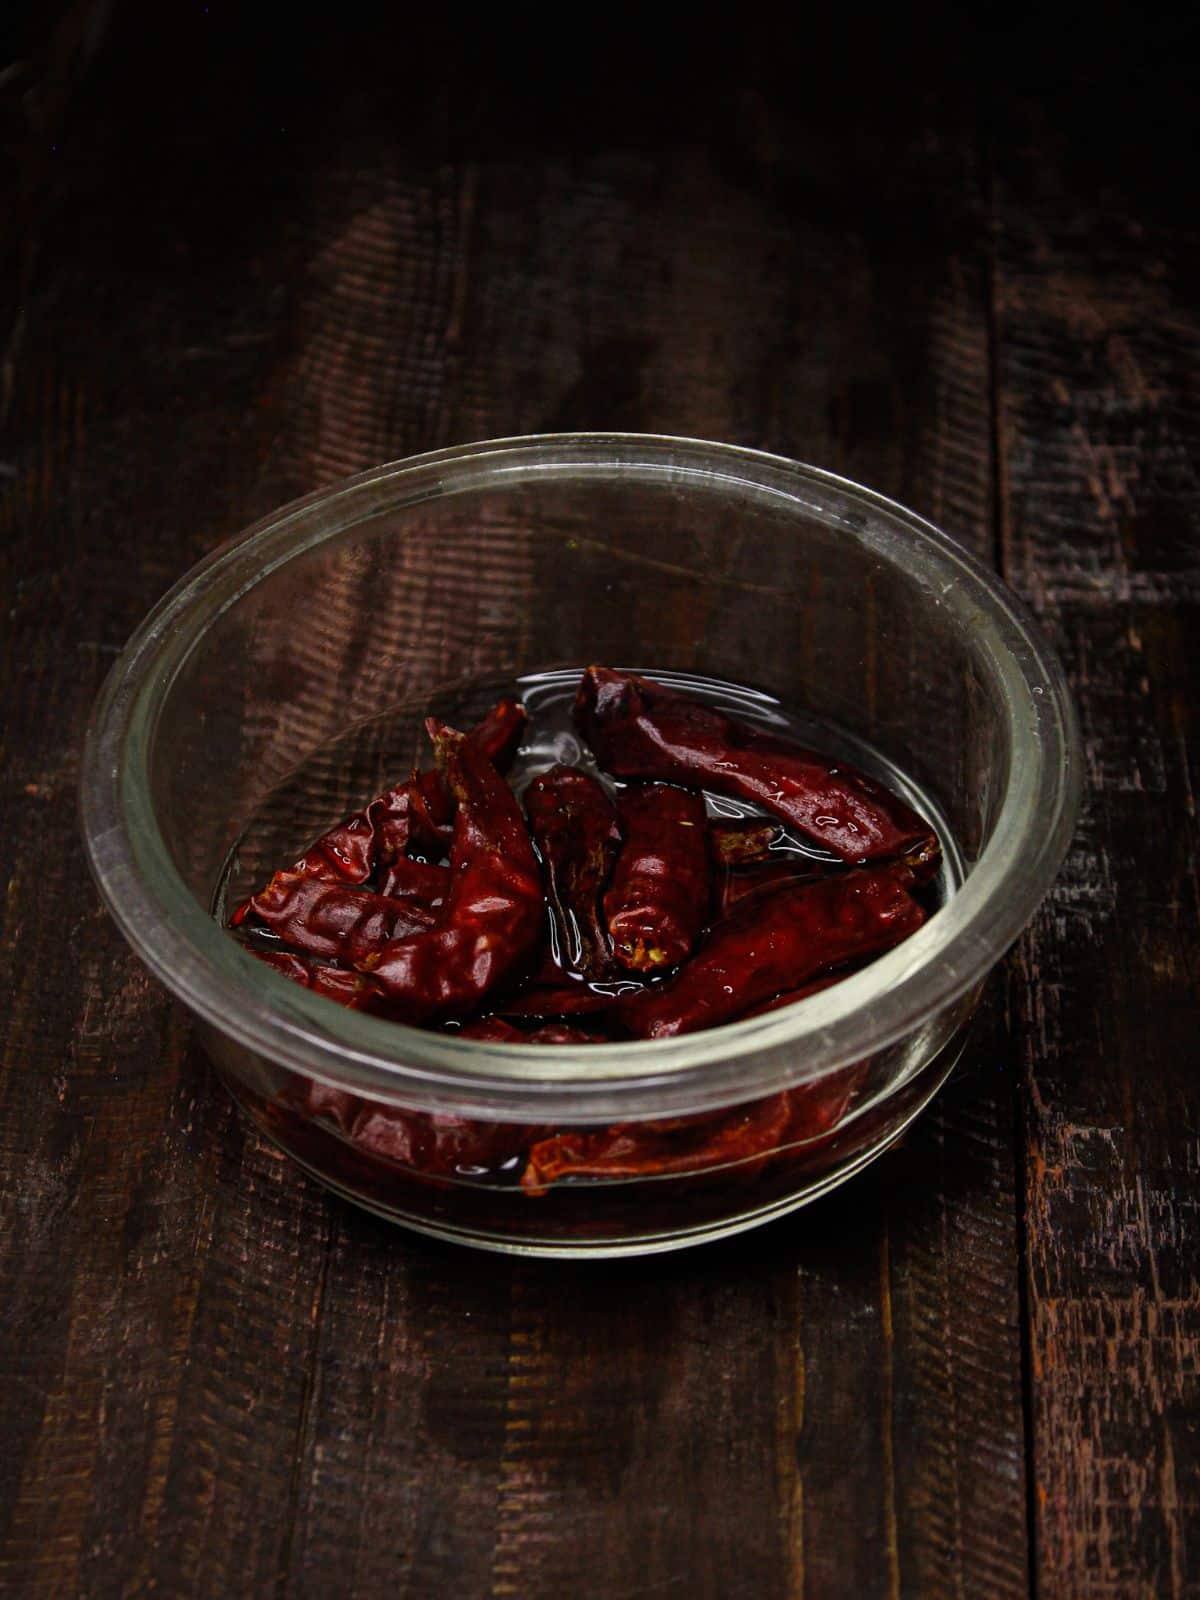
[{"left": 79, "top": 433, "right": 1081, "bottom": 1122}]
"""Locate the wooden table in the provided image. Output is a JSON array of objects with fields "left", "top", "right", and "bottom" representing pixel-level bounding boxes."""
[{"left": 2, "top": 8, "right": 1197, "bottom": 1596}]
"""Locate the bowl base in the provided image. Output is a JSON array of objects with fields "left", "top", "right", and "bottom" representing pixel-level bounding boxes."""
[{"left": 247, "top": 1041, "right": 964, "bottom": 1258}]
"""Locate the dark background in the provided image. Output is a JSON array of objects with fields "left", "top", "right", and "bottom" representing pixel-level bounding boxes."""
[{"left": 2, "top": 4, "right": 1198, "bottom": 1597}]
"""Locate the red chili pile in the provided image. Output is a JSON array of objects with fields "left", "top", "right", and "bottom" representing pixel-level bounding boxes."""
[{"left": 230, "top": 668, "right": 941, "bottom": 1192}]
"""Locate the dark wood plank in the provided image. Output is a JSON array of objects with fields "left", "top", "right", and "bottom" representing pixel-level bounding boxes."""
[
  {"left": 992, "top": 92, "right": 1200, "bottom": 1596},
  {"left": 0, "top": 12, "right": 1065, "bottom": 1597},
  {"left": 274, "top": 74, "right": 1031, "bottom": 1600},
  {"left": 0, "top": 17, "right": 352, "bottom": 1599}
]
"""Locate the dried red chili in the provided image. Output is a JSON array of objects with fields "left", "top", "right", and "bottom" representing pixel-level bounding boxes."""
[
  {"left": 239, "top": 872, "right": 442, "bottom": 963},
  {"left": 521, "top": 1092, "right": 794, "bottom": 1191},
  {"left": 250, "top": 697, "right": 527, "bottom": 895},
  {"left": 355, "top": 721, "right": 543, "bottom": 1022},
  {"left": 354, "top": 695, "right": 528, "bottom": 872},
  {"left": 376, "top": 855, "right": 450, "bottom": 907},
  {"left": 289, "top": 1061, "right": 550, "bottom": 1180},
  {"left": 229, "top": 665, "right": 946, "bottom": 1217},
  {"left": 348, "top": 1104, "right": 540, "bottom": 1179},
  {"left": 576, "top": 667, "right": 939, "bottom": 868},
  {"left": 740, "top": 971, "right": 849, "bottom": 1017},
  {"left": 717, "top": 856, "right": 826, "bottom": 913},
  {"left": 786, "top": 1071, "right": 864, "bottom": 1142},
  {"left": 305, "top": 1078, "right": 359, "bottom": 1131},
  {"left": 620, "top": 866, "right": 926, "bottom": 1039},
  {"left": 708, "top": 818, "right": 781, "bottom": 865},
  {"left": 249, "top": 947, "right": 391, "bottom": 1011},
  {"left": 462, "top": 696, "right": 529, "bottom": 768},
  {"left": 604, "top": 783, "right": 711, "bottom": 972},
  {"left": 362, "top": 768, "right": 452, "bottom": 869},
  {"left": 524, "top": 764, "right": 622, "bottom": 977},
  {"left": 499, "top": 980, "right": 620, "bottom": 1018},
  {"left": 490, "top": 941, "right": 625, "bottom": 1018},
  {"left": 283, "top": 811, "right": 377, "bottom": 889}
]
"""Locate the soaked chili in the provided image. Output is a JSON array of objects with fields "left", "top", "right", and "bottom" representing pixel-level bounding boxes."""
[
  {"left": 524, "top": 764, "right": 621, "bottom": 977},
  {"left": 620, "top": 866, "right": 926, "bottom": 1039},
  {"left": 355, "top": 721, "right": 544, "bottom": 1022},
  {"left": 576, "top": 666, "right": 939, "bottom": 868},
  {"left": 604, "top": 783, "right": 711, "bottom": 972},
  {"left": 230, "top": 665, "right": 943, "bottom": 1200}
]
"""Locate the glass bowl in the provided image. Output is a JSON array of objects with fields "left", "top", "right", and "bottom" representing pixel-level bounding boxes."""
[{"left": 80, "top": 434, "right": 1080, "bottom": 1256}]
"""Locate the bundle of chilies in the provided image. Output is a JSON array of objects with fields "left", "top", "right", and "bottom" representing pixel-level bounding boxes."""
[{"left": 231, "top": 668, "right": 941, "bottom": 1190}]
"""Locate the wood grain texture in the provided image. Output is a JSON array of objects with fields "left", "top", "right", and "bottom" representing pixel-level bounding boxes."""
[
  {"left": 1, "top": 6, "right": 1194, "bottom": 1597},
  {"left": 992, "top": 89, "right": 1200, "bottom": 1597}
]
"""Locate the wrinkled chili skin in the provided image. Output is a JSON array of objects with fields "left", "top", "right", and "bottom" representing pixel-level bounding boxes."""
[
  {"left": 287, "top": 1074, "right": 551, "bottom": 1181},
  {"left": 274, "top": 697, "right": 527, "bottom": 888},
  {"left": 620, "top": 866, "right": 926, "bottom": 1039},
  {"left": 278, "top": 1055, "right": 863, "bottom": 1198},
  {"left": 377, "top": 856, "right": 450, "bottom": 906},
  {"left": 604, "top": 784, "right": 711, "bottom": 972},
  {"left": 521, "top": 1092, "right": 794, "bottom": 1191},
  {"left": 355, "top": 722, "right": 543, "bottom": 1022},
  {"left": 241, "top": 872, "right": 441, "bottom": 962},
  {"left": 361, "top": 696, "right": 529, "bottom": 872},
  {"left": 464, "top": 696, "right": 529, "bottom": 770},
  {"left": 283, "top": 812, "right": 376, "bottom": 890},
  {"left": 244, "top": 1062, "right": 905, "bottom": 1241},
  {"left": 576, "top": 667, "right": 938, "bottom": 867},
  {"left": 518, "top": 1047, "right": 872, "bottom": 1193},
  {"left": 349, "top": 1106, "right": 534, "bottom": 1178},
  {"left": 364, "top": 771, "right": 452, "bottom": 869},
  {"left": 524, "top": 764, "right": 622, "bottom": 978},
  {"left": 249, "top": 947, "right": 391, "bottom": 1011}
]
